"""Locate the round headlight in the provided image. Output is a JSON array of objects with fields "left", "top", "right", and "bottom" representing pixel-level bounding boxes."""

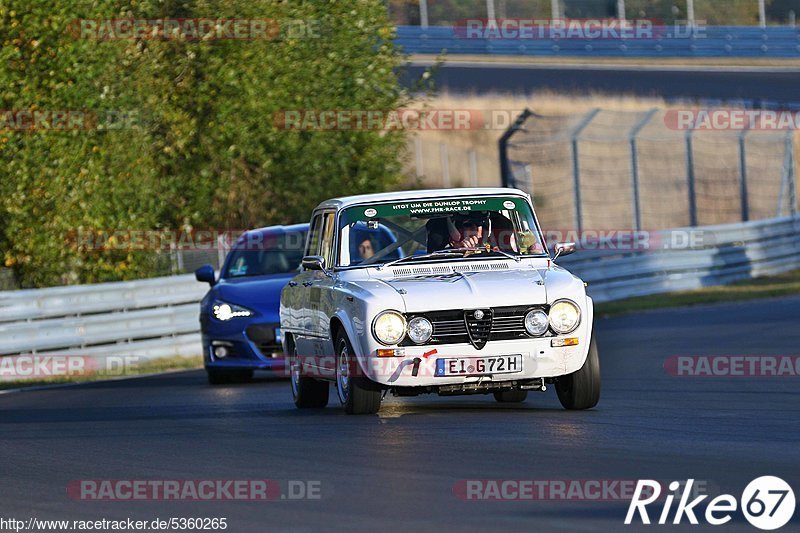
[
  {"left": 407, "top": 317, "right": 433, "bottom": 344},
  {"left": 524, "top": 309, "right": 549, "bottom": 336},
  {"left": 372, "top": 311, "right": 407, "bottom": 345},
  {"left": 548, "top": 300, "right": 581, "bottom": 334}
]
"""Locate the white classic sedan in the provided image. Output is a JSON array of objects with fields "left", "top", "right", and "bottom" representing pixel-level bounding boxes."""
[{"left": 280, "top": 188, "right": 599, "bottom": 414}]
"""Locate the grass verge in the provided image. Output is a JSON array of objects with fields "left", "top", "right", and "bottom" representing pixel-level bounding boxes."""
[
  {"left": 0, "top": 355, "right": 203, "bottom": 391},
  {"left": 595, "top": 269, "right": 800, "bottom": 317}
]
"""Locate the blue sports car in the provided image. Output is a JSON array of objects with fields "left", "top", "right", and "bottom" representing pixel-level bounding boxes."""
[{"left": 195, "top": 224, "right": 309, "bottom": 384}]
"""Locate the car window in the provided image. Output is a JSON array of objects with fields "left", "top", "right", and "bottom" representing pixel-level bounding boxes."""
[
  {"left": 306, "top": 214, "right": 324, "bottom": 257},
  {"left": 319, "top": 212, "right": 336, "bottom": 267},
  {"left": 339, "top": 221, "right": 403, "bottom": 266},
  {"left": 222, "top": 231, "right": 307, "bottom": 278}
]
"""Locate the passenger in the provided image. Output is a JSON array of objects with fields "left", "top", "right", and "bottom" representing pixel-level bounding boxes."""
[{"left": 357, "top": 237, "right": 375, "bottom": 261}]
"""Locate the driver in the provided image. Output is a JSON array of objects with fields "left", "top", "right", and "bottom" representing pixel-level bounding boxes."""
[
  {"left": 450, "top": 217, "right": 483, "bottom": 249},
  {"left": 426, "top": 213, "right": 486, "bottom": 252}
]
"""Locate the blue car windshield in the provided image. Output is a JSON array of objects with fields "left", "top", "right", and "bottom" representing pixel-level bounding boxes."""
[{"left": 223, "top": 232, "right": 307, "bottom": 278}]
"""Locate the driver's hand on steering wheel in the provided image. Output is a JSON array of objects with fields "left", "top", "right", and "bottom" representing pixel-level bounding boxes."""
[{"left": 452, "top": 225, "right": 483, "bottom": 249}]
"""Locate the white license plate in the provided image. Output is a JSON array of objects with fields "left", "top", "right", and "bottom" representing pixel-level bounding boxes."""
[{"left": 434, "top": 355, "right": 522, "bottom": 377}]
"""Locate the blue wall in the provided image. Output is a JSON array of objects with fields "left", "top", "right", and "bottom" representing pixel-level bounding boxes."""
[{"left": 396, "top": 25, "right": 800, "bottom": 58}]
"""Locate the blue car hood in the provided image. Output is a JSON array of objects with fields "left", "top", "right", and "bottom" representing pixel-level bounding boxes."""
[{"left": 213, "top": 273, "right": 296, "bottom": 313}]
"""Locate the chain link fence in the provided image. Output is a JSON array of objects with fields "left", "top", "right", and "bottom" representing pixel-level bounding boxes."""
[{"left": 503, "top": 108, "right": 797, "bottom": 231}]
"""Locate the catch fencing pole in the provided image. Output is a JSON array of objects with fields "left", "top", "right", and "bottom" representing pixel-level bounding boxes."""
[
  {"left": 499, "top": 108, "right": 533, "bottom": 189},
  {"left": 440, "top": 143, "right": 450, "bottom": 188},
  {"left": 783, "top": 130, "right": 797, "bottom": 216},
  {"left": 551, "top": 0, "right": 560, "bottom": 19},
  {"left": 685, "top": 129, "right": 698, "bottom": 227},
  {"left": 629, "top": 108, "right": 657, "bottom": 231},
  {"left": 414, "top": 136, "right": 424, "bottom": 179},
  {"left": 739, "top": 126, "right": 751, "bottom": 222},
  {"left": 570, "top": 108, "right": 601, "bottom": 234},
  {"left": 468, "top": 149, "right": 478, "bottom": 187}
]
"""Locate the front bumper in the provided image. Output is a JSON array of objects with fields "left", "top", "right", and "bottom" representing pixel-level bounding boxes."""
[
  {"left": 360, "top": 336, "right": 587, "bottom": 387},
  {"left": 356, "top": 300, "right": 592, "bottom": 389},
  {"left": 201, "top": 318, "right": 287, "bottom": 374}
]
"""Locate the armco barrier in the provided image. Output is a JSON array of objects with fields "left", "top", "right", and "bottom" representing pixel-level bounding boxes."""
[
  {"left": 559, "top": 216, "right": 800, "bottom": 301},
  {"left": 0, "top": 216, "right": 798, "bottom": 363},
  {"left": 0, "top": 275, "right": 206, "bottom": 361},
  {"left": 396, "top": 25, "right": 800, "bottom": 58}
]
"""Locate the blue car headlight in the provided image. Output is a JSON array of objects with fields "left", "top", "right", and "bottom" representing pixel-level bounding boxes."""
[{"left": 212, "top": 300, "right": 253, "bottom": 321}]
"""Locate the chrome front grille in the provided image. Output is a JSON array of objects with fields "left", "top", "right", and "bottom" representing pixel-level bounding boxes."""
[
  {"left": 403, "top": 305, "right": 549, "bottom": 347},
  {"left": 432, "top": 319, "right": 468, "bottom": 338},
  {"left": 490, "top": 315, "right": 526, "bottom": 334},
  {"left": 465, "top": 309, "right": 492, "bottom": 349}
]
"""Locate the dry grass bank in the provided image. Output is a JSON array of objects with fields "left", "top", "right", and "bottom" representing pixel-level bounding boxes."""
[{"left": 403, "top": 92, "right": 798, "bottom": 230}]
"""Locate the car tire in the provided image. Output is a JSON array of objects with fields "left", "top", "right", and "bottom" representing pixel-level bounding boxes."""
[
  {"left": 289, "top": 346, "right": 329, "bottom": 408},
  {"left": 493, "top": 390, "right": 528, "bottom": 403},
  {"left": 206, "top": 368, "right": 253, "bottom": 385},
  {"left": 335, "top": 332, "right": 381, "bottom": 415},
  {"left": 555, "top": 334, "right": 601, "bottom": 410}
]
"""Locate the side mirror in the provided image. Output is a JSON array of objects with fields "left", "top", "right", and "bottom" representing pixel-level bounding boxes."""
[
  {"left": 553, "top": 242, "right": 576, "bottom": 261},
  {"left": 301, "top": 255, "right": 325, "bottom": 271},
  {"left": 195, "top": 264, "right": 216, "bottom": 286}
]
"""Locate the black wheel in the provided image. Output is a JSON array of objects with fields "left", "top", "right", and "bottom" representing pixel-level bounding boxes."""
[
  {"left": 289, "top": 345, "right": 329, "bottom": 408},
  {"left": 335, "top": 332, "right": 382, "bottom": 415},
  {"left": 555, "top": 335, "right": 601, "bottom": 410},
  {"left": 493, "top": 390, "right": 528, "bottom": 403},
  {"left": 206, "top": 368, "right": 253, "bottom": 385}
]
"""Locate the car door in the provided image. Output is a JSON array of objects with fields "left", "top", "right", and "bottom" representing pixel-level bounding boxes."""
[
  {"left": 306, "top": 211, "right": 337, "bottom": 375},
  {"left": 291, "top": 212, "right": 324, "bottom": 357},
  {"left": 309, "top": 211, "right": 336, "bottom": 340}
]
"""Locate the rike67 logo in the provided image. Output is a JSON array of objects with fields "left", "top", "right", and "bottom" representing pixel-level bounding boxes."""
[{"left": 626, "top": 477, "right": 795, "bottom": 530}]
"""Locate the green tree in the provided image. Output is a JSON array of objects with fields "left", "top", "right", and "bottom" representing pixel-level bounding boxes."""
[{"left": 0, "top": 0, "right": 408, "bottom": 287}]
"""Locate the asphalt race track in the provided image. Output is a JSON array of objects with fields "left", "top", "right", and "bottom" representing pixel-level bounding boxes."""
[
  {"left": 1, "top": 296, "right": 799, "bottom": 532},
  {"left": 402, "top": 61, "right": 800, "bottom": 104}
]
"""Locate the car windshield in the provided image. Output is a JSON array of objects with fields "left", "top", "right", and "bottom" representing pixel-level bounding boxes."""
[
  {"left": 337, "top": 196, "right": 546, "bottom": 267},
  {"left": 223, "top": 231, "right": 307, "bottom": 278}
]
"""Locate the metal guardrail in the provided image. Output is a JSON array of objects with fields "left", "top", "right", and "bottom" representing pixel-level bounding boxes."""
[
  {"left": 559, "top": 216, "right": 800, "bottom": 302},
  {"left": 396, "top": 25, "right": 800, "bottom": 57},
  {"left": 0, "top": 215, "right": 798, "bottom": 361},
  {"left": 0, "top": 275, "right": 206, "bottom": 359}
]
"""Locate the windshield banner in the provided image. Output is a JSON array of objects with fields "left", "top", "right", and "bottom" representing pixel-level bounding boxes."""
[{"left": 355, "top": 197, "right": 524, "bottom": 219}]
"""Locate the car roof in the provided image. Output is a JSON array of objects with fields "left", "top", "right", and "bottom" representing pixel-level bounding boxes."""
[
  {"left": 235, "top": 223, "right": 309, "bottom": 244},
  {"left": 313, "top": 188, "right": 531, "bottom": 211}
]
